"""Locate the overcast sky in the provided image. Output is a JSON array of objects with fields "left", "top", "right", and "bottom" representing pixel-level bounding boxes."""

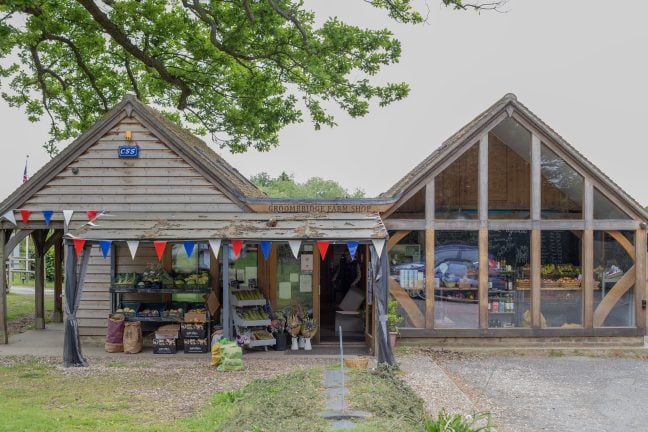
[{"left": 1, "top": 1, "right": 646, "bottom": 205}]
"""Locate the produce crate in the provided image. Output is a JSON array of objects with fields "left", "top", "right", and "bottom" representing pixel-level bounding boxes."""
[
  {"left": 115, "top": 301, "right": 140, "bottom": 318},
  {"left": 136, "top": 303, "right": 165, "bottom": 319},
  {"left": 249, "top": 338, "right": 276, "bottom": 348},
  {"left": 183, "top": 338, "right": 208, "bottom": 353},
  {"left": 111, "top": 273, "right": 140, "bottom": 290},
  {"left": 233, "top": 312, "right": 271, "bottom": 327},
  {"left": 184, "top": 308, "right": 208, "bottom": 323},
  {"left": 162, "top": 302, "right": 187, "bottom": 319},
  {"left": 180, "top": 322, "right": 206, "bottom": 338},
  {"left": 230, "top": 290, "right": 266, "bottom": 307},
  {"left": 153, "top": 338, "right": 177, "bottom": 354}
]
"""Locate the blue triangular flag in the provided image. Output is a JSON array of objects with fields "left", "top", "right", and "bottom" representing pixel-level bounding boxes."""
[
  {"left": 347, "top": 240, "right": 359, "bottom": 258},
  {"left": 260, "top": 241, "right": 272, "bottom": 260},
  {"left": 42, "top": 210, "right": 53, "bottom": 226},
  {"left": 99, "top": 240, "right": 112, "bottom": 259},
  {"left": 183, "top": 240, "right": 195, "bottom": 257}
]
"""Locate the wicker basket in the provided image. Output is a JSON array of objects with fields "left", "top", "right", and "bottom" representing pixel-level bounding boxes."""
[{"left": 344, "top": 356, "right": 369, "bottom": 369}]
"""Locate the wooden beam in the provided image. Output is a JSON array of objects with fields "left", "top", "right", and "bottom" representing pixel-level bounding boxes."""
[
  {"left": 531, "top": 229, "right": 541, "bottom": 328},
  {"left": 4, "top": 229, "right": 34, "bottom": 258},
  {"left": 388, "top": 277, "right": 425, "bottom": 328},
  {"left": 425, "top": 229, "right": 434, "bottom": 329},
  {"left": 583, "top": 230, "right": 594, "bottom": 328},
  {"left": 593, "top": 266, "right": 636, "bottom": 327},
  {"left": 479, "top": 227, "right": 488, "bottom": 329},
  {"left": 479, "top": 134, "right": 488, "bottom": 221},
  {"left": 384, "top": 219, "right": 425, "bottom": 231},
  {"left": 52, "top": 234, "right": 63, "bottom": 323},
  {"left": 386, "top": 231, "right": 411, "bottom": 252},
  {"left": 0, "top": 230, "right": 7, "bottom": 344},
  {"left": 531, "top": 133, "right": 541, "bottom": 221},
  {"left": 635, "top": 230, "right": 647, "bottom": 333},
  {"left": 31, "top": 231, "right": 46, "bottom": 330},
  {"left": 425, "top": 180, "right": 435, "bottom": 228},
  {"left": 606, "top": 231, "right": 636, "bottom": 261},
  {"left": 222, "top": 242, "right": 230, "bottom": 339},
  {"left": 313, "top": 244, "right": 321, "bottom": 344}
]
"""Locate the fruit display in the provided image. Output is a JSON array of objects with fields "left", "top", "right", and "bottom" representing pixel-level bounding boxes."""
[
  {"left": 115, "top": 305, "right": 137, "bottom": 317},
  {"left": 180, "top": 272, "right": 210, "bottom": 288},
  {"left": 558, "top": 277, "right": 581, "bottom": 288},
  {"left": 112, "top": 273, "right": 139, "bottom": 288},
  {"left": 163, "top": 306, "right": 184, "bottom": 319},
  {"left": 233, "top": 290, "right": 264, "bottom": 301},
  {"left": 237, "top": 308, "right": 268, "bottom": 321},
  {"left": 184, "top": 307, "right": 207, "bottom": 323},
  {"left": 140, "top": 267, "right": 174, "bottom": 288},
  {"left": 251, "top": 330, "right": 274, "bottom": 340},
  {"left": 138, "top": 307, "right": 161, "bottom": 317}
]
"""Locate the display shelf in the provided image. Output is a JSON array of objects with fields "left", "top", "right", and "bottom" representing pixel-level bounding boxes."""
[
  {"left": 110, "top": 287, "right": 210, "bottom": 294},
  {"left": 434, "top": 295, "right": 478, "bottom": 303},
  {"left": 126, "top": 316, "right": 183, "bottom": 323},
  {"left": 436, "top": 287, "right": 478, "bottom": 291},
  {"left": 249, "top": 338, "right": 276, "bottom": 348},
  {"left": 488, "top": 311, "right": 515, "bottom": 315},
  {"left": 233, "top": 314, "right": 271, "bottom": 327},
  {"left": 230, "top": 293, "right": 266, "bottom": 307}
]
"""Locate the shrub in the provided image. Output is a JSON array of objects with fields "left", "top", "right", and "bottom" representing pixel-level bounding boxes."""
[{"left": 424, "top": 409, "right": 494, "bottom": 432}]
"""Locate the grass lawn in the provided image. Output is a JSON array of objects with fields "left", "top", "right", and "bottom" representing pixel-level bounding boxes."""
[
  {"left": 9, "top": 274, "right": 55, "bottom": 289},
  {"left": 0, "top": 358, "right": 433, "bottom": 432},
  {"left": 6, "top": 293, "right": 55, "bottom": 334}
]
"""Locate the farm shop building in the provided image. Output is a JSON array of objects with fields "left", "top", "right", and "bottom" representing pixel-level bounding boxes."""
[{"left": 0, "top": 93, "right": 646, "bottom": 362}]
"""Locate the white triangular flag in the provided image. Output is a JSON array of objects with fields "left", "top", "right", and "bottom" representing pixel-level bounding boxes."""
[
  {"left": 126, "top": 240, "right": 139, "bottom": 259},
  {"left": 208, "top": 239, "right": 221, "bottom": 259},
  {"left": 288, "top": 240, "right": 301, "bottom": 259},
  {"left": 372, "top": 239, "right": 386, "bottom": 258},
  {"left": 2, "top": 211, "right": 16, "bottom": 226},
  {"left": 63, "top": 210, "right": 74, "bottom": 227}
]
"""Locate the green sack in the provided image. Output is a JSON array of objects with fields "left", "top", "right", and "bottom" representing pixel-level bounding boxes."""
[{"left": 221, "top": 345, "right": 243, "bottom": 360}]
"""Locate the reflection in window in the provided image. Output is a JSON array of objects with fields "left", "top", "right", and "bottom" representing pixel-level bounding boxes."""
[
  {"left": 229, "top": 243, "right": 258, "bottom": 289},
  {"left": 593, "top": 187, "right": 631, "bottom": 220},
  {"left": 594, "top": 231, "right": 634, "bottom": 327},
  {"left": 435, "top": 144, "right": 478, "bottom": 219},
  {"left": 488, "top": 231, "right": 530, "bottom": 328},
  {"left": 434, "top": 231, "right": 479, "bottom": 328},
  {"left": 171, "top": 243, "right": 210, "bottom": 274},
  {"left": 488, "top": 118, "right": 532, "bottom": 219},
  {"left": 541, "top": 145, "right": 584, "bottom": 219},
  {"left": 540, "top": 231, "right": 582, "bottom": 328},
  {"left": 388, "top": 231, "right": 425, "bottom": 328},
  {"left": 275, "top": 244, "right": 313, "bottom": 314}
]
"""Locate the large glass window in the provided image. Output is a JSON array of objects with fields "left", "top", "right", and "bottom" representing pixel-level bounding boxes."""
[
  {"left": 435, "top": 143, "right": 478, "bottom": 219},
  {"left": 488, "top": 118, "right": 532, "bottom": 219},
  {"left": 593, "top": 187, "right": 631, "bottom": 220},
  {"left": 229, "top": 243, "right": 258, "bottom": 289},
  {"left": 488, "top": 231, "right": 531, "bottom": 328},
  {"left": 540, "top": 231, "right": 583, "bottom": 327},
  {"left": 388, "top": 231, "right": 425, "bottom": 328},
  {"left": 594, "top": 231, "right": 635, "bottom": 327},
  {"left": 541, "top": 145, "right": 584, "bottom": 219},
  {"left": 275, "top": 243, "right": 313, "bottom": 315},
  {"left": 434, "top": 231, "right": 479, "bottom": 328}
]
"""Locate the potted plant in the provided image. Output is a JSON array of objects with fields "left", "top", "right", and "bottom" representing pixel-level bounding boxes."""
[{"left": 387, "top": 299, "right": 403, "bottom": 348}]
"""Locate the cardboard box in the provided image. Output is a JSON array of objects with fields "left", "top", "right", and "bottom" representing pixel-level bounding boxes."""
[{"left": 335, "top": 311, "right": 364, "bottom": 335}]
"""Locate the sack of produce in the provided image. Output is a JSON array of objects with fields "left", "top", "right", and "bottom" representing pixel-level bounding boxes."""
[
  {"left": 210, "top": 343, "right": 221, "bottom": 367},
  {"left": 123, "top": 321, "right": 143, "bottom": 354},
  {"left": 216, "top": 341, "right": 244, "bottom": 371},
  {"left": 105, "top": 314, "right": 125, "bottom": 353}
]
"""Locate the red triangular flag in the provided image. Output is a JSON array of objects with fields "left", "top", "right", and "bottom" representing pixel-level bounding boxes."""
[
  {"left": 316, "top": 241, "right": 330, "bottom": 260},
  {"left": 231, "top": 240, "right": 243, "bottom": 258},
  {"left": 20, "top": 209, "right": 31, "bottom": 224},
  {"left": 87, "top": 210, "right": 97, "bottom": 221},
  {"left": 73, "top": 239, "right": 86, "bottom": 257},
  {"left": 153, "top": 241, "right": 167, "bottom": 261}
]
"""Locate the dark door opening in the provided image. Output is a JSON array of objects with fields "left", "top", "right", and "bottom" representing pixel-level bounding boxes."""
[{"left": 319, "top": 244, "right": 366, "bottom": 342}]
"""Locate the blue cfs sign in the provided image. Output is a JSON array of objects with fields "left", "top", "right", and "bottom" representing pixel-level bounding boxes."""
[{"left": 118, "top": 145, "right": 140, "bottom": 158}]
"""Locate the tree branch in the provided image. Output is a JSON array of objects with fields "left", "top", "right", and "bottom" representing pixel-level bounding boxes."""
[
  {"left": 75, "top": 0, "right": 192, "bottom": 109},
  {"left": 124, "top": 56, "right": 141, "bottom": 100},
  {"left": 267, "top": 0, "right": 308, "bottom": 46}
]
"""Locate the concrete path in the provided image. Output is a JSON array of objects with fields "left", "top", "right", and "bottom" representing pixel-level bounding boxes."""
[
  {"left": 8, "top": 285, "right": 54, "bottom": 295},
  {"left": 320, "top": 368, "right": 371, "bottom": 430}
]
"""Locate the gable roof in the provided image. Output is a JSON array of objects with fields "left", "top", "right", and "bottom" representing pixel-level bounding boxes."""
[
  {"left": 0, "top": 95, "right": 265, "bottom": 214},
  {"left": 381, "top": 93, "right": 648, "bottom": 220}
]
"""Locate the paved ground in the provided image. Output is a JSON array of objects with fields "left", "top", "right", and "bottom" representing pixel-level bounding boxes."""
[
  {"left": 400, "top": 351, "right": 648, "bottom": 432},
  {"left": 8, "top": 285, "right": 54, "bottom": 295}
]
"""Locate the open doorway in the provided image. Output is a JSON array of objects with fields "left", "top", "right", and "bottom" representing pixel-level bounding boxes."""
[{"left": 319, "top": 244, "right": 367, "bottom": 342}]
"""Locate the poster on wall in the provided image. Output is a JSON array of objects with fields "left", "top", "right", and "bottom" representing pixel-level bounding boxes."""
[
  {"left": 300, "top": 254, "right": 313, "bottom": 273},
  {"left": 289, "top": 273, "right": 299, "bottom": 283},
  {"left": 279, "top": 282, "right": 292, "bottom": 299},
  {"left": 299, "top": 274, "right": 312, "bottom": 292}
]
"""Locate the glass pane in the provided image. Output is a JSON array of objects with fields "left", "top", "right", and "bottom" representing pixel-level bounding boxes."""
[
  {"left": 435, "top": 143, "right": 478, "bottom": 219},
  {"left": 388, "top": 231, "right": 425, "bottom": 328},
  {"left": 594, "top": 231, "right": 635, "bottom": 327},
  {"left": 274, "top": 244, "right": 313, "bottom": 314},
  {"left": 171, "top": 243, "right": 209, "bottom": 274},
  {"left": 488, "top": 231, "right": 531, "bottom": 328},
  {"left": 488, "top": 118, "right": 531, "bottom": 219},
  {"left": 434, "top": 231, "right": 479, "bottom": 328},
  {"left": 593, "top": 187, "right": 631, "bottom": 220},
  {"left": 540, "top": 231, "right": 582, "bottom": 327},
  {"left": 230, "top": 243, "right": 258, "bottom": 289},
  {"left": 541, "top": 145, "right": 584, "bottom": 219}
]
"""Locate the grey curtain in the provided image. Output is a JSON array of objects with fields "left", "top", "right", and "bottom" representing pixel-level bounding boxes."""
[
  {"left": 371, "top": 244, "right": 395, "bottom": 365},
  {"left": 63, "top": 242, "right": 91, "bottom": 367}
]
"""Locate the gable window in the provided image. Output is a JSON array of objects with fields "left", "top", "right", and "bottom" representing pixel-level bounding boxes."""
[
  {"left": 435, "top": 143, "right": 478, "bottom": 219},
  {"left": 540, "top": 144, "right": 584, "bottom": 219}
]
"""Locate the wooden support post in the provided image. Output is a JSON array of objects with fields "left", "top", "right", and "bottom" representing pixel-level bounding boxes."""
[
  {"left": 32, "top": 231, "right": 46, "bottom": 330},
  {"left": 531, "top": 229, "right": 541, "bottom": 328},
  {"left": 52, "top": 234, "right": 63, "bottom": 323},
  {"left": 583, "top": 230, "right": 594, "bottom": 328},
  {"left": 531, "top": 134, "right": 541, "bottom": 221},
  {"left": 221, "top": 242, "right": 231, "bottom": 339},
  {"left": 635, "top": 230, "right": 647, "bottom": 333},
  {"left": 425, "top": 180, "right": 435, "bottom": 329},
  {"left": 479, "top": 134, "right": 489, "bottom": 221},
  {"left": 0, "top": 230, "right": 7, "bottom": 344},
  {"left": 313, "top": 244, "right": 321, "bottom": 344},
  {"left": 479, "top": 227, "right": 489, "bottom": 329}
]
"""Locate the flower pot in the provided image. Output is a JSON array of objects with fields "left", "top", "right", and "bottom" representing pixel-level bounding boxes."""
[
  {"left": 298, "top": 336, "right": 306, "bottom": 349},
  {"left": 291, "top": 336, "right": 299, "bottom": 350},
  {"left": 304, "top": 337, "right": 312, "bottom": 351},
  {"left": 274, "top": 333, "right": 287, "bottom": 351},
  {"left": 389, "top": 331, "right": 398, "bottom": 349}
]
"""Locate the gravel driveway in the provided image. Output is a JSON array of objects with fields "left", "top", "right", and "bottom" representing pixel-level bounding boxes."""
[{"left": 399, "top": 351, "right": 648, "bottom": 432}]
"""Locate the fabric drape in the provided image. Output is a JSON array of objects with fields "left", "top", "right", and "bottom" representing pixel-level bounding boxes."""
[{"left": 63, "top": 242, "right": 91, "bottom": 367}]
